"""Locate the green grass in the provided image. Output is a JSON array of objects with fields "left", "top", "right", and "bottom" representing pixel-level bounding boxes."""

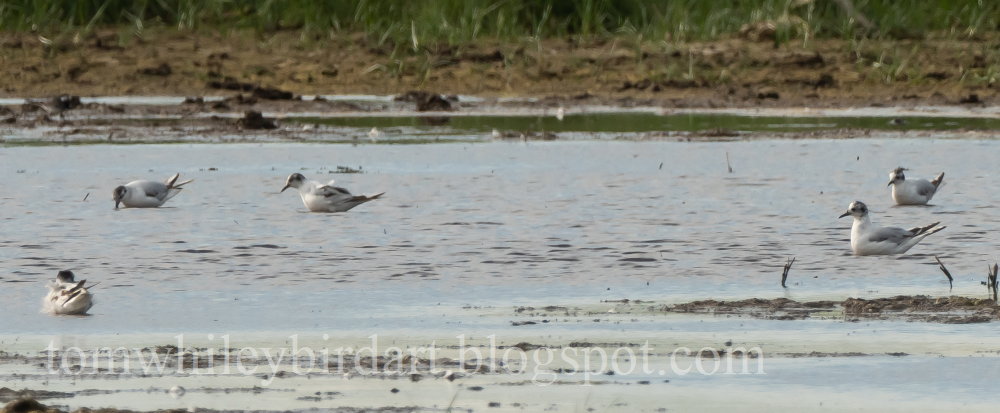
[{"left": 1, "top": 0, "right": 997, "bottom": 48}]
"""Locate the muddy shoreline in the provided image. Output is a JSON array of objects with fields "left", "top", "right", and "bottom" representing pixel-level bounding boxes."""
[
  {"left": 2, "top": 96, "right": 997, "bottom": 146},
  {"left": 1, "top": 30, "right": 997, "bottom": 109}
]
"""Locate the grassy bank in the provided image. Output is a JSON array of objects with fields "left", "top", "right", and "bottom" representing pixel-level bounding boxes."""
[
  {"left": 2, "top": 0, "right": 998, "bottom": 49},
  {"left": 0, "top": 1, "right": 996, "bottom": 103}
]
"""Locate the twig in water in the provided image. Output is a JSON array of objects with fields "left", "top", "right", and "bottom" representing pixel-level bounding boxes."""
[
  {"left": 725, "top": 152, "right": 733, "bottom": 173},
  {"left": 658, "top": 162, "right": 663, "bottom": 170},
  {"left": 82, "top": 192, "right": 89, "bottom": 201},
  {"left": 444, "top": 390, "right": 460, "bottom": 413},
  {"left": 781, "top": 257, "right": 795, "bottom": 288},
  {"left": 988, "top": 263, "right": 998, "bottom": 304},
  {"left": 934, "top": 255, "right": 953, "bottom": 291}
]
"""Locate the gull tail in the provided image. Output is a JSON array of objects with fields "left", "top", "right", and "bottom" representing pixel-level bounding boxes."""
[
  {"left": 931, "top": 172, "right": 944, "bottom": 188},
  {"left": 898, "top": 223, "right": 945, "bottom": 254},
  {"left": 352, "top": 192, "right": 385, "bottom": 203},
  {"left": 165, "top": 173, "right": 194, "bottom": 189},
  {"left": 923, "top": 225, "right": 946, "bottom": 237},
  {"left": 909, "top": 222, "right": 943, "bottom": 237}
]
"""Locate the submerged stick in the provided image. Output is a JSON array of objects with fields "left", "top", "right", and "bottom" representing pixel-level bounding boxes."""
[
  {"left": 934, "top": 256, "right": 953, "bottom": 291},
  {"left": 725, "top": 152, "right": 733, "bottom": 173},
  {"left": 988, "top": 263, "right": 998, "bottom": 304},
  {"left": 781, "top": 257, "right": 795, "bottom": 288}
]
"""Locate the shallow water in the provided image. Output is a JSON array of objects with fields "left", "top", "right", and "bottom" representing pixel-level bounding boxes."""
[
  {"left": 5, "top": 128, "right": 1000, "bottom": 412},
  {"left": 2, "top": 137, "right": 999, "bottom": 335}
]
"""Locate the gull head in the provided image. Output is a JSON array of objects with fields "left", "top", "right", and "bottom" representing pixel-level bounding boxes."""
[
  {"left": 887, "top": 167, "right": 907, "bottom": 186},
  {"left": 281, "top": 173, "right": 306, "bottom": 193},
  {"left": 839, "top": 201, "right": 869, "bottom": 219},
  {"left": 56, "top": 270, "right": 76, "bottom": 283},
  {"left": 112, "top": 185, "right": 128, "bottom": 209}
]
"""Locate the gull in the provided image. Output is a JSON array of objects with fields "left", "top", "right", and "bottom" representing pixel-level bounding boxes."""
[
  {"left": 113, "top": 172, "right": 193, "bottom": 209},
  {"left": 280, "top": 173, "right": 384, "bottom": 212},
  {"left": 368, "top": 127, "right": 382, "bottom": 143},
  {"left": 555, "top": 106, "right": 565, "bottom": 121},
  {"left": 838, "top": 200, "right": 945, "bottom": 255},
  {"left": 43, "top": 270, "right": 95, "bottom": 315},
  {"left": 888, "top": 167, "right": 944, "bottom": 205}
]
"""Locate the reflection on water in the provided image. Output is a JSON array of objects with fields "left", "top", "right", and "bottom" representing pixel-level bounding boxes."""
[
  {"left": 1, "top": 138, "right": 1000, "bottom": 334},
  {"left": 288, "top": 112, "right": 1000, "bottom": 134}
]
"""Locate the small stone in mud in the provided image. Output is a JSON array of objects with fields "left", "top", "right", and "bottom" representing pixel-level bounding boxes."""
[
  {"left": 390, "top": 388, "right": 399, "bottom": 393},
  {"left": 138, "top": 63, "right": 172, "bottom": 76},
  {"left": 410, "top": 373, "right": 422, "bottom": 382},
  {"left": 814, "top": 73, "right": 835, "bottom": 88},
  {"left": 488, "top": 402, "right": 501, "bottom": 407},
  {"left": 237, "top": 111, "right": 277, "bottom": 130},
  {"left": 207, "top": 77, "right": 256, "bottom": 91},
  {"left": 394, "top": 91, "right": 454, "bottom": 111},
  {"left": 253, "top": 85, "right": 295, "bottom": 100},
  {"left": 468, "top": 386, "right": 484, "bottom": 391},
  {"left": 50, "top": 94, "right": 82, "bottom": 111},
  {"left": 959, "top": 94, "right": 982, "bottom": 104},
  {"left": 756, "top": 88, "right": 780, "bottom": 100},
  {"left": 183, "top": 96, "right": 204, "bottom": 104}
]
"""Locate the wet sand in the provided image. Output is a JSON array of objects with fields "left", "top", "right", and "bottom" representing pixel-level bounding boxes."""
[{"left": 4, "top": 296, "right": 1000, "bottom": 412}]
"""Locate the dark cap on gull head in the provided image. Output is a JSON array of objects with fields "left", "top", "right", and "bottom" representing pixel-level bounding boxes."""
[
  {"left": 113, "top": 185, "right": 127, "bottom": 209},
  {"left": 888, "top": 167, "right": 907, "bottom": 186},
  {"left": 838, "top": 200, "right": 868, "bottom": 218},
  {"left": 57, "top": 270, "right": 75, "bottom": 283},
  {"left": 280, "top": 173, "right": 306, "bottom": 193}
]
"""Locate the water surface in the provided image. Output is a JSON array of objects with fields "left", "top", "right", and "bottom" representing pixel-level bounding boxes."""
[{"left": 2, "top": 138, "right": 998, "bottom": 334}]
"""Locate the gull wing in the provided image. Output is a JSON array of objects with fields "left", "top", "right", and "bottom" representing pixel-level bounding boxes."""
[
  {"left": 134, "top": 181, "right": 170, "bottom": 200},
  {"left": 913, "top": 179, "right": 937, "bottom": 196},
  {"left": 867, "top": 226, "right": 913, "bottom": 244},
  {"left": 317, "top": 185, "right": 353, "bottom": 198}
]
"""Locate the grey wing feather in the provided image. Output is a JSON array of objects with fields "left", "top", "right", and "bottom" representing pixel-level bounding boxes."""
[
  {"left": 914, "top": 180, "right": 937, "bottom": 196},
  {"left": 867, "top": 227, "right": 913, "bottom": 244},
  {"left": 136, "top": 181, "right": 169, "bottom": 199},
  {"left": 317, "top": 185, "right": 352, "bottom": 197}
]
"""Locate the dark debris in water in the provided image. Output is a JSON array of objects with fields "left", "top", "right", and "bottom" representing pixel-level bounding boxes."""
[
  {"left": 0, "top": 387, "right": 73, "bottom": 402},
  {"left": 662, "top": 296, "right": 1000, "bottom": 323},
  {"left": 232, "top": 244, "right": 284, "bottom": 250},
  {"left": 236, "top": 110, "right": 277, "bottom": 130}
]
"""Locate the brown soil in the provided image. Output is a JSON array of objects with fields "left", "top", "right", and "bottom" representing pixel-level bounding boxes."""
[
  {"left": 662, "top": 295, "right": 1000, "bottom": 323},
  {"left": 1, "top": 29, "right": 997, "bottom": 107},
  {"left": 0, "top": 398, "right": 417, "bottom": 413}
]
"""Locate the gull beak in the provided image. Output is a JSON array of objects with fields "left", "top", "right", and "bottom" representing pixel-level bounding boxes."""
[
  {"left": 838, "top": 211, "right": 850, "bottom": 218},
  {"left": 887, "top": 180, "right": 893, "bottom": 187},
  {"left": 280, "top": 184, "right": 290, "bottom": 193}
]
